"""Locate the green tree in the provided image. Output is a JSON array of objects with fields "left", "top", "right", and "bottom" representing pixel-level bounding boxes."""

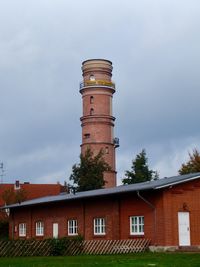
[
  {"left": 69, "top": 148, "right": 111, "bottom": 192},
  {"left": 122, "top": 149, "right": 158, "bottom": 185},
  {"left": 179, "top": 148, "right": 200, "bottom": 175}
]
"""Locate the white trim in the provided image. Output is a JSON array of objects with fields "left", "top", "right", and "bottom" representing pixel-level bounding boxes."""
[
  {"left": 68, "top": 219, "right": 78, "bottom": 236},
  {"left": 19, "top": 223, "right": 26, "bottom": 237},
  {"left": 36, "top": 221, "right": 44, "bottom": 236},
  {"left": 94, "top": 218, "right": 106, "bottom": 235},
  {"left": 53, "top": 223, "right": 59, "bottom": 239},
  {"left": 155, "top": 175, "right": 200, "bottom": 189},
  {"left": 178, "top": 212, "right": 191, "bottom": 246},
  {"left": 130, "top": 216, "right": 144, "bottom": 236}
]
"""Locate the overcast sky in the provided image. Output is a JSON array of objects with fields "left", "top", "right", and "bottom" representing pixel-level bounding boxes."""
[{"left": 0, "top": 0, "right": 200, "bottom": 185}]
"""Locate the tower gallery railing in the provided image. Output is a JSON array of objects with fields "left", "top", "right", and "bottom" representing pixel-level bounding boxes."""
[{"left": 80, "top": 80, "right": 115, "bottom": 89}]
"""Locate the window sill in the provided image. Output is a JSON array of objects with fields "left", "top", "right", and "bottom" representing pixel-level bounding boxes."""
[
  {"left": 129, "top": 234, "right": 145, "bottom": 238},
  {"left": 93, "top": 234, "right": 106, "bottom": 238},
  {"left": 68, "top": 233, "right": 78, "bottom": 236}
]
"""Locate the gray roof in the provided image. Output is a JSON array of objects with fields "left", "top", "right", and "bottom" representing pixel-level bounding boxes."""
[{"left": 4, "top": 172, "right": 200, "bottom": 209}]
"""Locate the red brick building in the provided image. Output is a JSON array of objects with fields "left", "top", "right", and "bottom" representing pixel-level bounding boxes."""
[
  {"left": 0, "top": 181, "right": 65, "bottom": 220},
  {"left": 5, "top": 173, "right": 200, "bottom": 249}
]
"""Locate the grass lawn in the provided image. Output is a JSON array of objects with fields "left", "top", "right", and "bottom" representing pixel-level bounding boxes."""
[{"left": 0, "top": 253, "right": 200, "bottom": 267}]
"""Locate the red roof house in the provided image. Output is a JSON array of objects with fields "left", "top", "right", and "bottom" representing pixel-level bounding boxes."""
[{"left": 0, "top": 181, "right": 65, "bottom": 220}]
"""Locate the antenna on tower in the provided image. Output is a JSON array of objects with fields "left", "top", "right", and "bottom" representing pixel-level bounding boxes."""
[{"left": 0, "top": 162, "right": 6, "bottom": 183}]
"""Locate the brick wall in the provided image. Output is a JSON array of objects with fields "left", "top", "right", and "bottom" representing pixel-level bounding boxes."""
[
  {"left": 9, "top": 180, "right": 200, "bottom": 246},
  {"left": 161, "top": 179, "right": 200, "bottom": 246}
]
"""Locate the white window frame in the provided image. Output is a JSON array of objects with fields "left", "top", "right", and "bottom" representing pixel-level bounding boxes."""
[
  {"left": 94, "top": 218, "right": 106, "bottom": 235},
  {"left": 19, "top": 223, "right": 26, "bottom": 237},
  {"left": 130, "top": 216, "right": 144, "bottom": 235},
  {"left": 68, "top": 219, "right": 78, "bottom": 236},
  {"left": 36, "top": 221, "right": 44, "bottom": 236}
]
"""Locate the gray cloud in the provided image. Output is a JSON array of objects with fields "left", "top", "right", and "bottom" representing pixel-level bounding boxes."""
[{"left": 0, "top": 0, "right": 200, "bottom": 184}]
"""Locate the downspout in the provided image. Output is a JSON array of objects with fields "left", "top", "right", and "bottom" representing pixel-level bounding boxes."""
[
  {"left": 11, "top": 209, "right": 14, "bottom": 240},
  {"left": 118, "top": 197, "right": 121, "bottom": 240},
  {"left": 82, "top": 201, "right": 86, "bottom": 239},
  {"left": 30, "top": 207, "right": 32, "bottom": 239},
  {"left": 137, "top": 191, "right": 157, "bottom": 245}
]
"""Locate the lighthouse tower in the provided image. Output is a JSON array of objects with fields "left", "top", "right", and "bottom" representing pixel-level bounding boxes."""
[{"left": 80, "top": 59, "right": 119, "bottom": 188}]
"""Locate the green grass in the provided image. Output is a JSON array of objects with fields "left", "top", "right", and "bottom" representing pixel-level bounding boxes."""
[{"left": 0, "top": 253, "right": 200, "bottom": 267}]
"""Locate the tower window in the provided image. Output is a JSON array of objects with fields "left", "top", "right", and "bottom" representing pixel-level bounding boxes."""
[
  {"left": 90, "top": 96, "right": 94, "bottom": 104},
  {"left": 105, "top": 147, "right": 109, "bottom": 154},
  {"left": 84, "top": 133, "right": 90, "bottom": 139},
  {"left": 90, "top": 108, "right": 94, "bottom": 115},
  {"left": 89, "top": 75, "right": 95, "bottom": 81}
]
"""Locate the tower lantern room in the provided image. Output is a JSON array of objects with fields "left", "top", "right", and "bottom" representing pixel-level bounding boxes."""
[{"left": 79, "top": 59, "right": 119, "bottom": 188}]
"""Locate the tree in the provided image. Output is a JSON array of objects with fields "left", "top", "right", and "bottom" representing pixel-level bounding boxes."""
[
  {"left": 69, "top": 148, "right": 111, "bottom": 192},
  {"left": 1, "top": 188, "right": 27, "bottom": 238},
  {"left": 179, "top": 148, "right": 200, "bottom": 175},
  {"left": 122, "top": 149, "right": 158, "bottom": 185},
  {"left": 2, "top": 188, "right": 27, "bottom": 205}
]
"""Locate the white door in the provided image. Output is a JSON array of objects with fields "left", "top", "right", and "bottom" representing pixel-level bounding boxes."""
[
  {"left": 53, "top": 223, "right": 58, "bottom": 239},
  {"left": 178, "top": 212, "right": 190, "bottom": 246}
]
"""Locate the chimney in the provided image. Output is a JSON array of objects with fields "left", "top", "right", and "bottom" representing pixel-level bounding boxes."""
[{"left": 14, "top": 180, "right": 20, "bottom": 190}]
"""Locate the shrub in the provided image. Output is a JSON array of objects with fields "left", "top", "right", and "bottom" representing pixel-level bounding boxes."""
[
  {"left": 0, "top": 220, "right": 9, "bottom": 240},
  {"left": 49, "top": 235, "right": 84, "bottom": 256}
]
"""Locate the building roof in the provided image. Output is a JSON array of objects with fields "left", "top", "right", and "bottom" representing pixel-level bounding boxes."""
[
  {"left": 4, "top": 172, "right": 200, "bottom": 209},
  {"left": 0, "top": 182, "right": 65, "bottom": 206}
]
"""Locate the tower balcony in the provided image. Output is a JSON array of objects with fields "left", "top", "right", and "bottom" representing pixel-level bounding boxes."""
[
  {"left": 113, "top": 137, "right": 120, "bottom": 148},
  {"left": 80, "top": 80, "right": 115, "bottom": 90}
]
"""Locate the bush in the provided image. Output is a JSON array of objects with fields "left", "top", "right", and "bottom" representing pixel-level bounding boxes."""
[
  {"left": 0, "top": 220, "right": 9, "bottom": 240},
  {"left": 49, "top": 236, "right": 84, "bottom": 256}
]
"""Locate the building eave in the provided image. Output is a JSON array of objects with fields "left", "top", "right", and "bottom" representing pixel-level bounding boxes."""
[{"left": 3, "top": 172, "right": 200, "bottom": 210}]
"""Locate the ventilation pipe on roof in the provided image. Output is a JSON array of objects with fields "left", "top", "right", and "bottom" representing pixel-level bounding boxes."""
[{"left": 137, "top": 191, "right": 157, "bottom": 245}]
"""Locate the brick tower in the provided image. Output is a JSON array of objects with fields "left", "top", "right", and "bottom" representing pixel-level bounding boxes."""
[{"left": 79, "top": 59, "right": 119, "bottom": 188}]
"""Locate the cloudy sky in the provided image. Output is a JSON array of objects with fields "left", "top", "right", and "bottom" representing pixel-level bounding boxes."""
[{"left": 0, "top": 0, "right": 200, "bottom": 185}]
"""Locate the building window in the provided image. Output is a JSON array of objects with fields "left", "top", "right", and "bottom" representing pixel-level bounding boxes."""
[
  {"left": 84, "top": 133, "right": 90, "bottom": 139},
  {"left": 130, "top": 216, "right": 144, "bottom": 235},
  {"left": 90, "top": 96, "right": 94, "bottom": 104},
  {"left": 19, "top": 223, "right": 26, "bottom": 237},
  {"left": 36, "top": 221, "right": 44, "bottom": 236},
  {"left": 105, "top": 147, "right": 109, "bottom": 154},
  {"left": 90, "top": 108, "right": 94, "bottom": 115},
  {"left": 68, "top": 219, "right": 78, "bottom": 236},
  {"left": 94, "top": 218, "right": 106, "bottom": 235}
]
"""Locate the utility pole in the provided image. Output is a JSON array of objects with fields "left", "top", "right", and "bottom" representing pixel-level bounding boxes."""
[{"left": 0, "top": 162, "right": 5, "bottom": 183}]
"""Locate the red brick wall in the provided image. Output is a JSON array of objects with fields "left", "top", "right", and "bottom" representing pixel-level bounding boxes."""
[
  {"left": 160, "top": 179, "right": 200, "bottom": 246},
  {"left": 0, "top": 183, "right": 63, "bottom": 206},
  {"left": 80, "top": 59, "right": 116, "bottom": 188},
  {"left": 119, "top": 192, "right": 162, "bottom": 244},
  {"left": 9, "top": 180, "right": 200, "bottom": 246},
  {"left": 10, "top": 197, "right": 120, "bottom": 240},
  {"left": 1, "top": 183, "right": 64, "bottom": 222}
]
